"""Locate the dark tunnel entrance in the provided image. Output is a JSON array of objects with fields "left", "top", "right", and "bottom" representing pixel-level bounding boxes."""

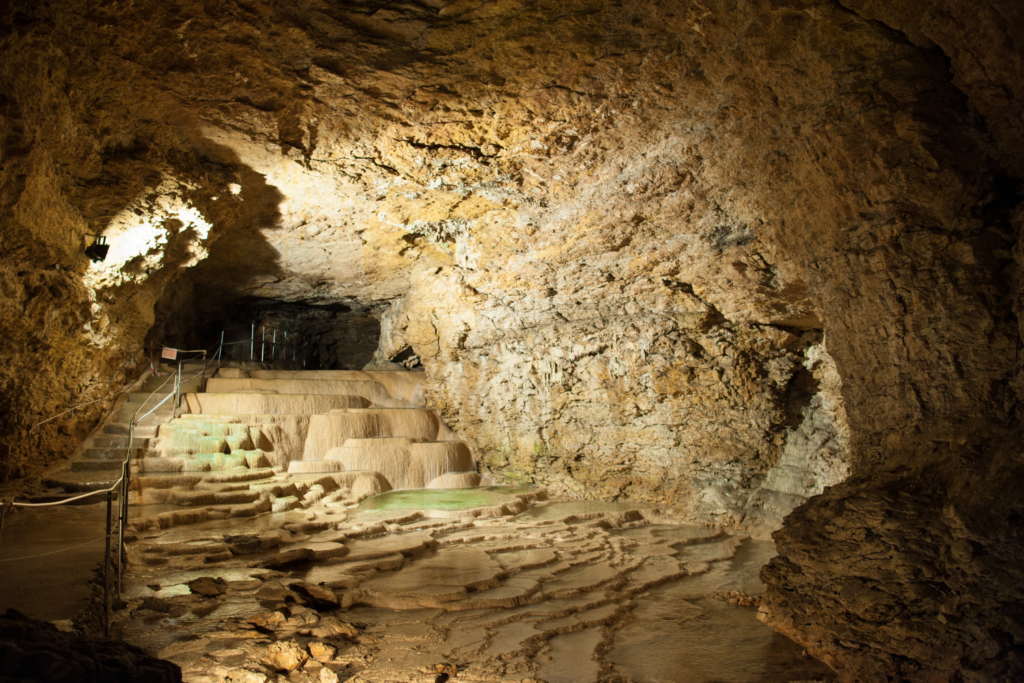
[{"left": 202, "top": 300, "right": 383, "bottom": 370}]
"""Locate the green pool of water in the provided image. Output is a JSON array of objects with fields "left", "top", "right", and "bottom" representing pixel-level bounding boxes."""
[{"left": 358, "top": 486, "right": 535, "bottom": 512}]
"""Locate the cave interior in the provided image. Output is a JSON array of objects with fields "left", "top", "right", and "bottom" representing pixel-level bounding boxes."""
[{"left": 1, "top": 0, "right": 1023, "bottom": 682}]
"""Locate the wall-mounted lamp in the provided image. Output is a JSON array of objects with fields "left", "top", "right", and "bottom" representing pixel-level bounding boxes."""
[{"left": 84, "top": 235, "right": 109, "bottom": 263}]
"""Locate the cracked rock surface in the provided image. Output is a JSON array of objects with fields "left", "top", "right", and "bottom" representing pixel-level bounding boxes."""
[{"left": 118, "top": 495, "right": 835, "bottom": 683}]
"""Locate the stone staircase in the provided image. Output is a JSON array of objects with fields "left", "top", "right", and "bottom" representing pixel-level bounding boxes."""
[
  {"left": 73, "top": 371, "right": 203, "bottom": 472},
  {"left": 42, "top": 365, "right": 204, "bottom": 495}
]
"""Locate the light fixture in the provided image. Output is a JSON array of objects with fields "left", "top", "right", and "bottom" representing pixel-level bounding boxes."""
[{"left": 84, "top": 235, "right": 109, "bottom": 263}]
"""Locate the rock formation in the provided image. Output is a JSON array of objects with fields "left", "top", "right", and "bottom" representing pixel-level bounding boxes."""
[
  {"left": 1, "top": 0, "right": 1022, "bottom": 680},
  {"left": 0, "top": 609, "right": 183, "bottom": 682}
]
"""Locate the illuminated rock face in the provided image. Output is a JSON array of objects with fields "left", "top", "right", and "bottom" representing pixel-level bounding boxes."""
[{"left": 0, "top": 0, "right": 1022, "bottom": 679}]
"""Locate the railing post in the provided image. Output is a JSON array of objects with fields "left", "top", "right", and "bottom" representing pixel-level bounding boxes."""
[
  {"left": 218, "top": 330, "right": 224, "bottom": 362},
  {"left": 272, "top": 328, "right": 277, "bottom": 361},
  {"left": 127, "top": 420, "right": 135, "bottom": 498},
  {"left": 104, "top": 490, "right": 112, "bottom": 639},
  {"left": 174, "top": 362, "right": 182, "bottom": 415},
  {"left": 117, "top": 460, "right": 127, "bottom": 598},
  {"left": 250, "top": 323, "right": 255, "bottom": 361},
  {"left": 125, "top": 438, "right": 132, "bottom": 525},
  {"left": 284, "top": 331, "right": 288, "bottom": 360}
]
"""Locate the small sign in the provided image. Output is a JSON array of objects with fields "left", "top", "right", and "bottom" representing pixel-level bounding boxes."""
[{"left": 161, "top": 347, "right": 178, "bottom": 360}]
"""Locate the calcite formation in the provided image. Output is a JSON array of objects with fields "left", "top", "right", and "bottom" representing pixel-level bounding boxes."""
[
  {"left": 117, "top": 495, "right": 836, "bottom": 683},
  {"left": 1, "top": 0, "right": 1022, "bottom": 680}
]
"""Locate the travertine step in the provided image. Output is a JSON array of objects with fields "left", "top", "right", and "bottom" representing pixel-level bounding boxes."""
[{"left": 288, "top": 460, "right": 346, "bottom": 474}]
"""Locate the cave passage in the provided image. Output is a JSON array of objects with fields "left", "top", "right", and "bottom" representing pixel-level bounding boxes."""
[{"left": 198, "top": 300, "right": 385, "bottom": 371}]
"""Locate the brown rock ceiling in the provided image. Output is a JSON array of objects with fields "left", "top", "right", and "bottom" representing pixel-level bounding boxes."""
[{"left": 1, "top": 0, "right": 1022, "bottom": 680}]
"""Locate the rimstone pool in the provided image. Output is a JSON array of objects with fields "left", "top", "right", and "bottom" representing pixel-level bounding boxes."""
[{"left": 114, "top": 486, "right": 835, "bottom": 683}]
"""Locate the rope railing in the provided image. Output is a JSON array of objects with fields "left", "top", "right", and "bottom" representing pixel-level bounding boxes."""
[{"left": 5, "top": 480, "right": 123, "bottom": 507}]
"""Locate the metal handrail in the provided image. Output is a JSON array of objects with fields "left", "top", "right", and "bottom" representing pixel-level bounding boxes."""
[
  {"left": 28, "top": 352, "right": 140, "bottom": 435},
  {"left": 226, "top": 323, "right": 304, "bottom": 364},
  {"left": 29, "top": 400, "right": 101, "bottom": 434},
  {"left": 115, "top": 357, "right": 196, "bottom": 616},
  {"left": 135, "top": 391, "right": 175, "bottom": 424},
  {"left": 128, "top": 372, "right": 176, "bottom": 425}
]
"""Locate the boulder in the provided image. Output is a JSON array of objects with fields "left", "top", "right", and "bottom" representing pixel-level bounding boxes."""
[{"left": 0, "top": 609, "right": 182, "bottom": 682}]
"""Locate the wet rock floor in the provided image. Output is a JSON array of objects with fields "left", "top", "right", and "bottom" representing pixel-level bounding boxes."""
[
  {"left": 0, "top": 504, "right": 109, "bottom": 622},
  {"left": 114, "top": 491, "right": 837, "bottom": 683}
]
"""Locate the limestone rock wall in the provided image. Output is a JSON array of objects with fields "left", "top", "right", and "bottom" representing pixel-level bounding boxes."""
[{"left": 380, "top": 266, "right": 848, "bottom": 526}]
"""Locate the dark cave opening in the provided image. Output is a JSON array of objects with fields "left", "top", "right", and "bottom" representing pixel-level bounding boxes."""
[{"left": 199, "top": 299, "right": 383, "bottom": 370}]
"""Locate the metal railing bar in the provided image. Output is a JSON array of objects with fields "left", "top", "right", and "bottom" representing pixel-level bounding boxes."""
[
  {"left": 129, "top": 373, "right": 175, "bottom": 425},
  {"left": 29, "top": 400, "right": 101, "bottom": 434},
  {"left": 117, "top": 459, "right": 127, "bottom": 597},
  {"left": 135, "top": 390, "right": 174, "bottom": 424}
]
